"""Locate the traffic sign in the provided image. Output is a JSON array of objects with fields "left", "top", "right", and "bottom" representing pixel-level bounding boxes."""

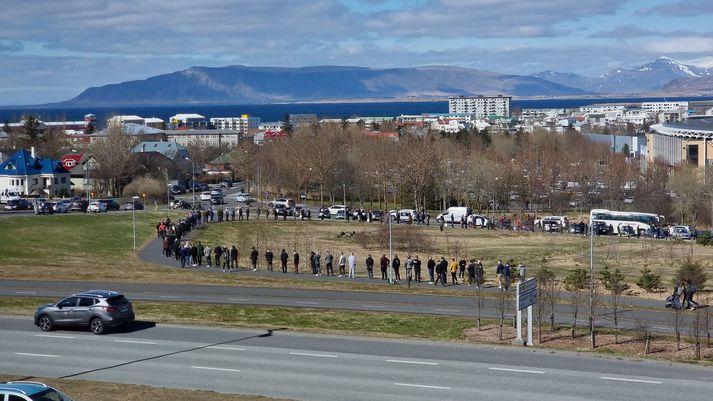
[
  {"left": 518, "top": 278, "right": 537, "bottom": 294},
  {"left": 518, "top": 289, "right": 537, "bottom": 310}
]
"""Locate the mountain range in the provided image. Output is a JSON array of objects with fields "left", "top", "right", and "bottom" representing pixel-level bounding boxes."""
[{"left": 63, "top": 57, "right": 713, "bottom": 106}]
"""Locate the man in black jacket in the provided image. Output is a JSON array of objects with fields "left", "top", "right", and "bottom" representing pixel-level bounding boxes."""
[
  {"left": 365, "top": 254, "right": 374, "bottom": 279},
  {"left": 250, "top": 247, "right": 259, "bottom": 271},
  {"left": 280, "top": 248, "right": 288, "bottom": 273}
]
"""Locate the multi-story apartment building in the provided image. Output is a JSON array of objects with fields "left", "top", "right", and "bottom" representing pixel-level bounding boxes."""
[
  {"left": 448, "top": 95, "right": 511, "bottom": 118},
  {"left": 169, "top": 113, "right": 208, "bottom": 129},
  {"left": 641, "top": 101, "right": 689, "bottom": 113},
  {"left": 210, "top": 115, "right": 260, "bottom": 134}
]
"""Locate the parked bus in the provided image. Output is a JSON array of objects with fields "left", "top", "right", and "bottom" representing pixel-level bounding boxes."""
[{"left": 589, "top": 209, "right": 663, "bottom": 235}]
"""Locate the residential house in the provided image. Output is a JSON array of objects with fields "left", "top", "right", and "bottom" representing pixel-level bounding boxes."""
[{"left": 0, "top": 148, "right": 71, "bottom": 197}]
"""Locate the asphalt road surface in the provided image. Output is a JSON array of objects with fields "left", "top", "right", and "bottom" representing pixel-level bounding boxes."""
[{"left": 1, "top": 316, "right": 711, "bottom": 401}]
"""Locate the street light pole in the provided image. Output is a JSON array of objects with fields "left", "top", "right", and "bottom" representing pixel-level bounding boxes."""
[
  {"left": 132, "top": 195, "right": 139, "bottom": 251},
  {"left": 185, "top": 157, "right": 195, "bottom": 205}
]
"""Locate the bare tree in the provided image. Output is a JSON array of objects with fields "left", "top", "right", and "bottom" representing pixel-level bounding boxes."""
[
  {"left": 600, "top": 265, "right": 630, "bottom": 344},
  {"left": 668, "top": 165, "right": 707, "bottom": 225},
  {"left": 495, "top": 288, "right": 512, "bottom": 341},
  {"left": 535, "top": 267, "right": 556, "bottom": 343},
  {"left": 89, "top": 123, "right": 139, "bottom": 197}
]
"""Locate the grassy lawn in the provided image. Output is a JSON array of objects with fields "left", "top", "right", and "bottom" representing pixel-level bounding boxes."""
[{"left": 0, "top": 211, "right": 710, "bottom": 294}]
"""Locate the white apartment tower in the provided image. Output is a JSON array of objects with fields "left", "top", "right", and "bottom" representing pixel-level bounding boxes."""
[
  {"left": 448, "top": 95, "right": 511, "bottom": 118},
  {"left": 210, "top": 115, "right": 260, "bottom": 134}
]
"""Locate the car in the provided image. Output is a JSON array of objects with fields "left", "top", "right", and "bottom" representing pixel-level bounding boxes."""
[
  {"left": 467, "top": 214, "right": 489, "bottom": 227},
  {"left": 619, "top": 225, "right": 636, "bottom": 237},
  {"left": 235, "top": 193, "right": 255, "bottom": 204},
  {"left": 220, "top": 179, "right": 233, "bottom": 188},
  {"left": 318, "top": 207, "right": 331, "bottom": 219},
  {"left": 170, "top": 184, "right": 186, "bottom": 195},
  {"left": 170, "top": 199, "right": 192, "bottom": 209},
  {"left": 327, "top": 204, "right": 346, "bottom": 216},
  {"left": 271, "top": 198, "right": 296, "bottom": 209},
  {"left": 69, "top": 198, "right": 88, "bottom": 212},
  {"left": 0, "top": 381, "right": 77, "bottom": 401},
  {"left": 87, "top": 201, "right": 107, "bottom": 213},
  {"left": 52, "top": 200, "right": 71, "bottom": 213},
  {"left": 4, "top": 198, "right": 32, "bottom": 211},
  {"left": 370, "top": 210, "right": 383, "bottom": 222},
  {"left": 124, "top": 200, "right": 144, "bottom": 210},
  {"left": 273, "top": 203, "right": 288, "bottom": 216},
  {"left": 34, "top": 289, "right": 135, "bottom": 335},
  {"left": 593, "top": 221, "right": 612, "bottom": 236},
  {"left": 0, "top": 191, "right": 21, "bottom": 204},
  {"left": 200, "top": 191, "right": 213, "bottom": 201},
  {"left": 99, "top": 198, "right": 121, "bottom": 211},
  {"left": 210, "top": 193, "right": 223, "bottom": 205},
  {"left": 397, "top": 209, "right": 417, "bottom": 222},
  {"left": 671, "top": 225, "right": 692, "bottom": 240},
  {"left": 34, "top": 201, "right": 54, "bottom": 215}
]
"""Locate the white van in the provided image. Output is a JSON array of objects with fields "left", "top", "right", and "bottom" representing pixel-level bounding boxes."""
[
  {"left": 437, "top": 206, "right": 472, "bottom": 223},
  {"left": 0, "top": 191, "right": 21, "bottom": 204}
]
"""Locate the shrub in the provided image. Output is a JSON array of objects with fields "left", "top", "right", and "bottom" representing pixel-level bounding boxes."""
[
  {"left": 636, "top": 268, "right": 662, "bottom": 293},
  {"left": 122, "top": 176, "right": 167, "bottom": 202},
  {"left": 674, "top": 258, "right": 707, "bottom": 290}
]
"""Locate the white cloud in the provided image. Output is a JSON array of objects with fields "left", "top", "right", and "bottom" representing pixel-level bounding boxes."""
[{"left": 643, "top": 37, "right": 713, "bottom": 54}]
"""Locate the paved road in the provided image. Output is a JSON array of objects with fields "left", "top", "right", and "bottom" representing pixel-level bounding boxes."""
[
  {"left": 0, "top": 278, "right": 690, "bottom": 334},
  {"left": 1, "top": 316, "right": 711, "bottom": 401}
]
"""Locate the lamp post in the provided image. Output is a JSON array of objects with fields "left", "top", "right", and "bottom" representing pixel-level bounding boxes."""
[
  {"left": 184, "top": 156, "right": 196, "bottom": 205},
  {"left": 342, "top": 183, "right": 347, "bottom": 222},
  {"left": 132, "top": 195, "right": 139, "bottom": 251}
]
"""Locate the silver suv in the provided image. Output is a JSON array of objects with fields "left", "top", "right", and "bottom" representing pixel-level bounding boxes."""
[
  {"left": 34, "top": 290, "right": 135, "bottom": 335},
  {"left": 0, "top": 381, "right": 76, "bottom": 401}
]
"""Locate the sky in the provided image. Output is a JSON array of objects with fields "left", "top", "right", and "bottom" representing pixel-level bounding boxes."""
[{"left": 0, "top": 0, "right": 712, "bottom": 105}]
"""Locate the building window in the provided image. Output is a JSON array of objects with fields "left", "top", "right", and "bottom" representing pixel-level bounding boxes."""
[
  {"left": 54, "top": 178, "right": 58, "bottom": 184},
  {"left": 61, "top": 177, "right": 67, "bottom": 184},
  {"left": 33, "top": 178, "right": 38, "bottom": 185}
]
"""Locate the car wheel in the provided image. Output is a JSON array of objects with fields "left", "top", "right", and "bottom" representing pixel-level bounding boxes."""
[
  {"left": 38, "top": 315, "right": 54, "bottom": 331},
  {"left": 90, "top": 318, "right": 106, "bottom": 335}
]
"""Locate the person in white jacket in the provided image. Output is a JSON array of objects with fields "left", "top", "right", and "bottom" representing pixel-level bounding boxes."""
[{"left": 348, "top": 252, "right": 357, "bottom": 278}]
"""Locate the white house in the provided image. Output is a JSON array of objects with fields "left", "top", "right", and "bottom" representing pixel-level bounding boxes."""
[{"left": 0, "top": 148, "right": 71, "bottom": 197}]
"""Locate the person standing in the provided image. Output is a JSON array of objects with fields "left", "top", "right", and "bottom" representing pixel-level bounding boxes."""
[
  {"left": 348, "top": 251, "right": 357, "bottom": 278},
  {"left": 250, "top": 247, "right": 259, "bottom": 271},
  {"left": 265, "top": 248, "right": 274, "bottom": 272},
  {"left": 476, "top": 259, "right": 484, "bottom": 289},
  {"left": 503, "top": 262, "right": 511, "bottom": 290},
  {"left": 392, "top": 255, "right": 401, "bottom": 281},
  {"left": 496, "top": 259, "right": 504, "bottom": 289},
  {"left": 204, "top": 244, "right": 212, "bottom": 268},
  {"left": 365, "top": 254, "right": 374, "bottom": 279},
  {"left": 196, "top": 242, "right": 204, "bottom": 266},
  {"left": 380, "top": 254, "right": 389, "bottom": 280},
  {"left": 315, "top": 251, "right": 322, "bottom": 276},
  {"left": 467, "top": 259, "right": 476, "bottom": 286},
  {"left": 280, "top": 248, "right": 288, "bottom": 273},
  {"left": 230, "top": 245, "right": 238, "bottom": 271},
  {"left": 238, "top": 206, "right": 244, "bottom": 221},
  {"left": 191, "top": 243, "right": 198, "bottom": 267},
  {"left": 518, "top": 263, "right": 526, "bottom": 284},
  {"left": 449, "top": 258, "right": 459, "bottom": 285},
  {"left": 245, "top": 207, "right": 250, "bottom": 221},
  {"left": 214, "top": 245, "right": 223, "bottom": 270},
  {"left": 434, "top": 257, "right": 445, "bottom": 286},
  {"left": 338, "top": 252, "right": 346, "bottom": 277},
  {"left": 413, "top": 256, "right": 422, "bottom": 282},
  {"left": 222, "top": 246, "right": 231, "bottom": 271},
  {"left": 427, "top": 257, "right": 436, "bottom": 283},
  {"left": 458, "top": 257, "right": 466, "bottom": 281},
  {"left": 325, "top": 251, "right": 334, "bottom": 276},
  {"left": 293, "top": 251, "right": 300, "bottom": 274}
]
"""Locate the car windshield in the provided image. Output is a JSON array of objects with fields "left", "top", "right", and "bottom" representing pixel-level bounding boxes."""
[{"left": 30, "top": 388, "right": 76, "bottom": 401}]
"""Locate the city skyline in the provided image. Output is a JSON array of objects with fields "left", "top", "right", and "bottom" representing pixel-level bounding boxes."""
[{"left": 1, "top": 0, "right": 712, "bottom": 105}]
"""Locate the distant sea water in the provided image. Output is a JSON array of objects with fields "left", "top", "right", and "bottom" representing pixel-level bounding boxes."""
[{"left": 0, "top": 96, "right": 712, "bottom": 126}]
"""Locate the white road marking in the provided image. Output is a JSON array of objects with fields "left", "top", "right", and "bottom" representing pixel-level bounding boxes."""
[
  {"left": 15, "top": 291, "right": 37, "bottom": 295},
  {"left": 386, "top": 359, "right": 438, "bottom": 366},
  {"left": 361, "top": 304, "right": 385, "bottom": 308},
  {"left": 15, "top": 352, "right": 61, "bottom": 358},
  {"left": 394, "top": 383, "right": 450, "bottom": 390},
  {"left": 295, "top": 301, "right": 319, "bottom": 305},
  {"left": 600, "top": 376, "right": 661, "bottom": 384},
  {"left": 289, "top": 352, "right": 338, "bottom": 358},
  {"left": 34, "top": 334, "right": 76, "bottom": 339},
  {"left": 433, "top": 308, "right": 461, "bottom": 313},
  {"left": 192, "top": 366, "right": 241, "bottom": 373},
  {"left": 209, "top": 346, "right": 246, "bottom": 351},
  {"left": 114, "top": 339, "right": 158, "bottom": 345},
  {"left": 159, "top": 295, "right": 181, "bottom": 299},
  {"left": 488, "top": 367, "right": 545, "bottom": 374},
  {"left": 227, "top": 298, "right": 251, "bottom": 302}
]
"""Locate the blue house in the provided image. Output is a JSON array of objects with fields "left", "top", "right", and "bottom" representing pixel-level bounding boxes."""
[{"left": 0, "top": 148, "right": 71, "bottom": 197}]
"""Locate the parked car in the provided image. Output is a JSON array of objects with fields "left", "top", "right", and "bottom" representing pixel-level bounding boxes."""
[
  {"left": 0, "top": 381, "right": 76, "bottom": 401},
  {"left": 124, "top": 200, "right": 144, "bottom": 210},
  {"left": 34, "top": 289, "right": 135, "bottom": 335},
  {"left": 52, "top": 200, "right": 71, "bottom": 213},
  {"left": 34, "top": 201, "right": 54, "bottom": 215},
  {"left": 327, "top": 204, "right": 346, "bottom": 216},
  {"left": 4, "top": 198, "right": 32, "bottom": 211},
  {"left": 334, "top": 209, "right": 347, "bottom": 220},
  {"left": 318, "top": 207, "right": 331, "bottom": 219},
  {"left": 98, "top": 198, "right": 121, "bottom": 211},
  {"left": 87, "top": 201, "right": 107, "bottom": 213},
  {"left": 273, "top": 203, "right": 288, "bottom": 216},
  {"left": 170, "top": 199, "right": 192, "bottom": 209},
  {"left": 671, "top": 225, "right": 692, "bottom": 240},
  {"left": 69, "top": 198, "right": 88, "bottom": 212},
  {"left": 371, "top": 210, "right": 383, "bottom": 222},
  {"left": 467, "top": 214, "right": 489, "bottom": 227},
  {"left": 619, "top": 225, "right": 636, "bottom": 237},
  {"left": 0, "top": 191, "right": 21, "bottom": 204},
  {"left": 270, "top": 198, "right": 296, "bottom": 209},
  {"left": 170, "top": 184, "right": 186, "bottom": 195},
  {"left": 235, "top": 193, "right": 255, "bottom": 204},
  {"left": 220, "top": 179, "right": 233, "bottom": 188},
  {"left": 200, "top": 191, "right": 213, "bottom": 201}
]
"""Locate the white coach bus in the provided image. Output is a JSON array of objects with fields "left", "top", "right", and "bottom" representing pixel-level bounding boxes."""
[{"left": 590, "top": 209, "right": 663, "bottom": 235}]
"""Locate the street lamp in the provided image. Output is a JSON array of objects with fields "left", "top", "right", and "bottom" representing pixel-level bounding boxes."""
[
  {"left": 342, "top": 183, "right": 347, "bottom": 223},
  {"left": 132, "top": 195, "right": 139, "bottom": 251},
  {"left": 184, "top": 156, "right": 196, "bottom": 205}
]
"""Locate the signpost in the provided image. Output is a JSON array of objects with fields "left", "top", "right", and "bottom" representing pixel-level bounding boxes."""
[{"left": 516, "top": 278, "right": 537, "bottom": 346}]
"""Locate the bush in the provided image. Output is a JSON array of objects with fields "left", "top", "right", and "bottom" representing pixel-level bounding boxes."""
[
  {"left": 696, "top": 231, "right": 713, "bottom": 246},
  {"left": 636, "top": 268, "right": 661, "bottom": 293},
  {"left": 122, "top": 176, "right": 167, "bottom": 202},
  {"left": 674, "top": 258, "right": 707, "bottom": 290}
]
